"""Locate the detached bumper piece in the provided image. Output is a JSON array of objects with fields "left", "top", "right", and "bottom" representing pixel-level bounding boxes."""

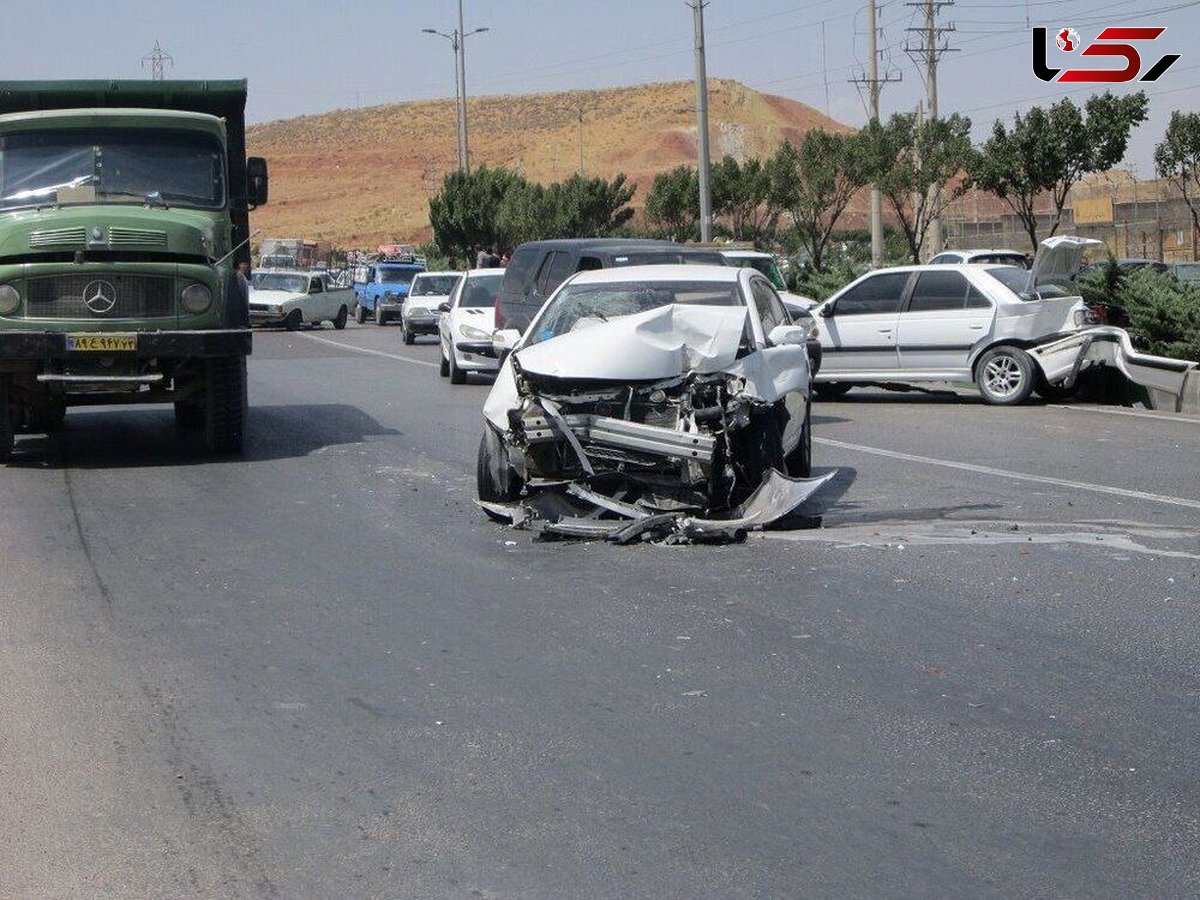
[{"left": 478, "top": 469, "right": 834, "bottom": 545}]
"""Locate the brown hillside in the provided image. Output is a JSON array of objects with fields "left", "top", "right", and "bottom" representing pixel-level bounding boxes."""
[{"left": 247, "top": 79, "right": 849, "bottom": 248}]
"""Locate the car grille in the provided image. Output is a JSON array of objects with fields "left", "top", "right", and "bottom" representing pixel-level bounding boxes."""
[
  {"left": 26, "top": 273, "right": 175, "bottom": 319},
  {"left": 248, "top": 303, "right": 271, "bottom": 312}
]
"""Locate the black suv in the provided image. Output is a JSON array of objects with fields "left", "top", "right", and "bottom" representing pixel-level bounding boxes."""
[{"left": 495, "top": 239, "right": 727, "bottom": 333}]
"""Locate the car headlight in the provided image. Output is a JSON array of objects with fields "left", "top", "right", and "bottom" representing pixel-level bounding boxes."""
[
  {"left": 0, "top": 284, "right": 19, "bottom": 315},
  {"left": 181, "top": 282, "right": 212, "bottom": 314},
  {"left": 459, "top": 323, "right": 491, "bottom": 341},
  {"left": 269, "top": 305, "right": 282, "bottom": 315}
]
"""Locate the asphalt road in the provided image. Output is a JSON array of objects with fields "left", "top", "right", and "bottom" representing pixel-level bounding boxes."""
[{"left": 3, "top": 322, "right": 1198, "bottom": 899}]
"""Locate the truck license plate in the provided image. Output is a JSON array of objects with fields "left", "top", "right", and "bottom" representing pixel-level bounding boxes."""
[{"left": 66, "top": 333, "right": 137, "bottom": 353}]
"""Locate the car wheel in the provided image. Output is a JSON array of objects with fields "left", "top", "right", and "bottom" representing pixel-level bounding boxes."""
[
  {"left": 814, "top": 382, "right": 853, "bottom": 401},
  {"left": 403, "top": 325, "right": 415, "bottom": 345},
  {"left": 784, "top": 400, "right": 812, "bottom": 478},
  {"left": 449, "top": 348, "right": 466, "bottom": 384},
  {"left": 355, "top": 303, "right": 366, "bottom": 325},
  {"left": 477, "top": 425, "right": 522, "bottom": 515},
  {"left": 976, "top": 346, "right": 1036, "bottom": 405},
  {"left": 284, "top": 309, "right": 303, "bottom": 331},
  {"left": 439, "top": 350, "right": 449, "bottom": 377},
  {"left": 333, "top": 305, "right": 348, "bottom": 330}
]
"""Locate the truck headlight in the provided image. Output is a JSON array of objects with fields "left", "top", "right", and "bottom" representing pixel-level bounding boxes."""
[
  {"left": 459, "top": 323, "right": 491, "bottom": 341},
  {"left": 181, "top": 283, "right": 212, "bottom": 314},
  {"left": 0, "top": 284, "right": 19, "bottom": 315}
]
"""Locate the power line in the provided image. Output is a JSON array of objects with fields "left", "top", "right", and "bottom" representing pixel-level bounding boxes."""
[{"left": 141, "top": 41, "right": 173, "bottom": 81}]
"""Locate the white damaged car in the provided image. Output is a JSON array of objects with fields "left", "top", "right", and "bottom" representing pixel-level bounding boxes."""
[{"left": 476, "top": 265, "right": 832, "bottom": 541}]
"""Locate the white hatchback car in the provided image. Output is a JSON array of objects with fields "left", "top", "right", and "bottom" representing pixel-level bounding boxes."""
[
  {"left": 811, "top": 236, "right": 1101, "bottom": 405},
  {"left": 402, "top": 271, "right": 461, "bottom": 345},
  {"left": 439, "top": 268, "right": 506, "bottom": 384}
]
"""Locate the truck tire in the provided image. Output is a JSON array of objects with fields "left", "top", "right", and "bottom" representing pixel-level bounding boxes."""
[
  {"left": 0, "top": 377, "right": 13, "bottom": 461},
  {"left": 976, "top": 345, "right": 1035, "bottom": 406},
  {"left": 355, "top": 304, "right": 366, "bottom": 325},
  {"left": 477, "top": 425, "right": 522, "bottom": 512},
  {"left": 174, "top": 400, "right": 204, "bottom": 429},
  {"left": 203, "top": 356, "right": 247, "bottom": 454},
  {"left": 333, "top": 306, "right": 348, "bottom": 330},
  {"left": 375, "top": 303, "right": 386, "bottom": 326},
  {"left": 28, "top": 398, "right": 67, "bottom": 434}
]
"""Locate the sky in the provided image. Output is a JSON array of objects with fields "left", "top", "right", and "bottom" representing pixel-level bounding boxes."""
[{"left": 5, "top": 0, "right": 1198, "bottom": 175}]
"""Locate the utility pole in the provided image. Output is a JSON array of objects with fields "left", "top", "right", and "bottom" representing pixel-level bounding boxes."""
[
  {"left": 821, "top": 21, "right": 831, "bottom": 118},
  {"left": 423, "top": 10, "right": 488, "bottom": 175},
  {"left": 851, "top": 1, "right": 900, "bottom": 266},
  {"left": 577, "top": 103, "right": 585, "bottom": 177},
  {"left": 906, "top": 0, "right": 956, "bottom": 258},
  {"left": 141, "top": 41, "right": 173, "bottom": 81},
  {"left": 688, "top": 0, "right": 713, "bottom": 242}
]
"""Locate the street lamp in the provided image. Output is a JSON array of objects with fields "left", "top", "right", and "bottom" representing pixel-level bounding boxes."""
[{"left": 423, "top": 5, "right": 488, "bottom": 175}]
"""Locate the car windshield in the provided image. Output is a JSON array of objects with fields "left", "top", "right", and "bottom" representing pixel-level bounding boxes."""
[
  {"left": 458, "top": 272, "right": 505, "bottom": 308},
  {"left": 252, "top": 273, "right": 309, "bottom": 293},
  {"left": 412, "top": 274, "right": 461, "bottom": 296},
  {"left": 730, "top": 256, "right": 787, "bottom": 290},
  {"left": 0, "top": 127, "right": 225, "bottom": 210},
  {"left": 526, "top": 279, "right": 741, "bottom": 347},
  {"left": 376, "top": 268, "right": 418, "bottom": 285}
]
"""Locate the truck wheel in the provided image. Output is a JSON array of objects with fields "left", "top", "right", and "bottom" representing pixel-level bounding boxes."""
[
  {"left": 355, "top": 304, "right": 366, "bottom": 325},
  {"left": 29, "top": 398, "right": 67, "bottom": 434},
  {"left": 784, "top": 401, "right": 812, "bottom": 478},
  {"left": 477, "top": 425, "right": 522, "bottom": 514},
  {"left": 0, "top": 377, "right": 13, "bottom": 461},
  {"left": 333, "top": 306, "right": 348, "bottom": 330},
  {"left": 976, "top": 346, "right": 1035, "bottom": 406},
  {"left": 284, "top": 309, "right": 303, "bottom": 331},
  {"left": 449, "top": 349, "right": 466, "bottom": 384},
  {"left": 375, "top": 303, "right": 386, "bottom": 326},
  {"left": 403, "top": 324, "right": 415, "bottom": 345},
  {"left": 203, "top": 356, "right": 247, "bottom": 454},
  {"left": 174, "top": 400, "right": 204, "bottom": 429}
]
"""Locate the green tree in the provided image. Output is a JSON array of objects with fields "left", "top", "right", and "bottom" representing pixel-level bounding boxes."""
[
  {"left": 644, "top": 165, "right": 700, "bottom": 241},
  {"left": 710, "top": 156, "right": 780, "bottom": 245},
  {"left": 865, "top": 112, "right": 974, "bottom": 263},
  {"left": 1154, "top": 110, "right": 1200, "bottom": 242},
  {"left": 546, "top": 173, "right": 637, "bottom": 237},
  {"left": 770, "top": 130, "right": 870, "bottom": 272},
  {"left": 428, "top": 166, "right": 529, "bottom": 264},
  {"left": 971, "top": 91, "right": 1149, "bottom": 252}
]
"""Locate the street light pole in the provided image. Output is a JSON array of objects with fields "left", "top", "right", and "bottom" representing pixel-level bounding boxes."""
[
  {"left": 688, "top": 0, "right": 713, "bottom": 242},
  {"left": 423, "top": 9, "right": 488, "bottom": 176}
]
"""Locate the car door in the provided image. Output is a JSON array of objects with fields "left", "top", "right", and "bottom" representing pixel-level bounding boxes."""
[
  {"left": 440, "top": 275, "right": 464, "bottom": 356},
  {"left": 896, "top": 270, "right": 995, "bottom": 374},
  {"left": 748, "top": 276, "right": 807, "bottom": 452},
  {"left": 817, "top": 271, "right": 910, "bottom": 373},
  {"left": 307, "top": 276, "right": 329, "bottom": 320}
]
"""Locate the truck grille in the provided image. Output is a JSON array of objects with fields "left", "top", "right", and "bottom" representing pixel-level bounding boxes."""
[
  {"left": 109, "top": 227, "right": 168, "bottom": 247},
  {"left": 29, "top": 227, "right": 87, "bottom": 248},
  {"left": 26, "top": 274, "right": 175, "bottom": 319}
]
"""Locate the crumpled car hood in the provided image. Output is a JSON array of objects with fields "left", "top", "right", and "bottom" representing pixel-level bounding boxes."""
[{"left": 514, "top": 305, "right": 748, "bottom": 382}]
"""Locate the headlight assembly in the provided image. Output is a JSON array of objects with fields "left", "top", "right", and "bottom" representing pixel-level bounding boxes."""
[
  {"left": 181, "top": 282, "right": 213, "bottom": 314},
  {"left": 459, "top": 323, "right": 491, "bottom": 341},
  {"left": 0, "top": 284, "right": 19, "bottom": 315}
]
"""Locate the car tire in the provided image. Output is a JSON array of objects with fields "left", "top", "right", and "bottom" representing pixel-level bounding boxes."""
[
  {"left": 403, "top": 325, "right": 415, "bottom": 345},
  {"left": 449, "top": 348, "right": 466, "bottom": 384},
  {"left": 375, "top": 303, "right": 386, "bottom": 326},
  {"left": 355, "top": 303, "right": 366, "bottom": 325},
  {"left": 784, "top": 400, "right": 812, "bottom": 478},
  {"left": 333, "top": 306, "right": 348, "bottom": 330},
  {"left": 284, "top": 309, "right": 303, "bottom": 331},
  {"left": 477, "top": 425, "right": 522, "bottom": 514},
  {"left": 203, "top": 356, "right": 247, "bottom": 454},
  {"left": 976, "top": 345, "right": 1036, "bottom": 405},
  {"left": 814, "top": 382, "right": 853, "bottom": 400},
  {"left": 439, "top": 351, "right": 449, "bottom": 378}
]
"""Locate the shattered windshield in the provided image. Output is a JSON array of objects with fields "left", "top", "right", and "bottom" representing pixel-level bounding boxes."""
[
  {"left": 0, "top": 128, "right": 225, "bottom": 210},
  {"left": 527, "top": 280, "right": 741, "bottom": 346},
  {"left": 252, "top": 273, "right": 309, "bottom": 293}
]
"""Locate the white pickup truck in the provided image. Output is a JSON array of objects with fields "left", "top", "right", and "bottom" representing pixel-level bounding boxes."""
[{"left": 249, "top": 269, "right": 356, "bottom": 330}]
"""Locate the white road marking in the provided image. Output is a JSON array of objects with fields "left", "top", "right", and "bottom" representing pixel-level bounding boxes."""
[
  {"left": 1051, "top": 404, "right": 1200, "bottom": 426},
  {"left": 815, "top": 437, "right": 1200, "bottom": 511},
  {"left": 297, "top": 332, "right": 440, "bottom": 368}
]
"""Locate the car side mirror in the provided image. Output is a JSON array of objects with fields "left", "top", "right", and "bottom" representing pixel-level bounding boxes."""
[
  {"left": 493, "top": 328, "right": 521, "bottom": 352},
  {"left": 246, "top": 157, "right": 269, "bottom": 207},
  {"left": 437, "top": 301, "right": 451, "bottom": 313},
  {"left": 767, "top": 324, "right": 809, "bottom": 347},
  {"left": 819, "top": 305, "right": 835, "bottom": 318}
]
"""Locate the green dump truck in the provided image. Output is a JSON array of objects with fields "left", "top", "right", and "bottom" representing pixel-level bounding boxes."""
[{"left": 0, "top": 80, "right": 268, "bottom": 458}]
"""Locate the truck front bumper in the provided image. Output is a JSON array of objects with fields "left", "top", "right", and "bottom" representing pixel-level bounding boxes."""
[{"left": 0, "top": 329, "right": 252, "bottom": 361}]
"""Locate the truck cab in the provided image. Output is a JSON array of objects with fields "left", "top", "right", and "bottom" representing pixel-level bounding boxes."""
[
  {"left": 353, "top": 259, "right": 426, "bottom": 325},
  {"left": 0, "top": 80, "right": 268, "bottom": 459}
]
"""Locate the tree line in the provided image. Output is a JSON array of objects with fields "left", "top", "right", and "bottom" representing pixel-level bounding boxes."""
[{"left": 431, "top": 90, "right": 1200, "bottom": 273}]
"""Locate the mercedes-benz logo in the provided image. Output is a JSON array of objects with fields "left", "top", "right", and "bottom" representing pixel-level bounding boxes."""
[{"left": 83, "top": 279, "right": 117, "bottom": 314}]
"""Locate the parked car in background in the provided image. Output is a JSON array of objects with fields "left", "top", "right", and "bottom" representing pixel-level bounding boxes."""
[
  {"left": 1173, "top": 262, "right": 1200, "bottom": 284},
  {"left": 440, "top": 269, "right": 506, "bottom": 384},
  {"left": 495, "top": 239, "right": 727, "bottom": 335},
  {"left": 1078, "top": 257, "right": 1171, "bottom": 279},
  {"left": 402, "top": 271, "right": 461, "bottom": 344},
  {"left": 249, "top": 270, "right": 354, "bottom": 330},
  {"left": 811, "top": 236, "right": 1110, "bottom": 405},
  {"left": 353, "top": 259, "right": 426, "bottom": 325},
  {"left": 929, "top": 248, "right": 1030, "bottom": 268}
]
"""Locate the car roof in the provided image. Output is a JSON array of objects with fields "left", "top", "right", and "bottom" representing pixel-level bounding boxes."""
[
  {"left": 720, "top": 249, "right": 771, "bottom": 258},
  {"left": 513, "top": 238, "right": 687, "bottom": 252},
  {"left": 413, "top": 270, "right": 461, "bottom": 277},
  {"left": 462, "top": 267, "right": 506, "bottom": 277},
  {"left": 567, "top": 264, "right": 741, "bottom": 286}
]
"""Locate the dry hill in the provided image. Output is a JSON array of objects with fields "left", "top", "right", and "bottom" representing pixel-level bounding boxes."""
[{"left": 247, "top": 78, "right": 848, "bottom": 248}]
